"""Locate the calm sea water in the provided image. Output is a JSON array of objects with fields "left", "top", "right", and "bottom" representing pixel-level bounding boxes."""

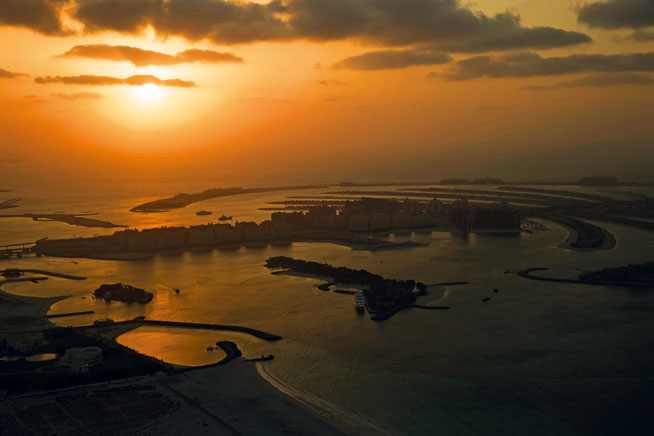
[{"left": 2, "top": 178, "right": 653, "bottom": 435}]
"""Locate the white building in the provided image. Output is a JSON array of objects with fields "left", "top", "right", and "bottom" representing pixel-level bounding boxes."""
[
  {"left": 59, "top": 346, "right": 103, "bottom": 373},
  {"left": 0, "top": 332, "right": 44, "bottom": 353}
]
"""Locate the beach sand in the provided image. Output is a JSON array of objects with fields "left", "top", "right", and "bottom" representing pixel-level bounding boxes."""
[{"left": 0, "top": 278, "right": 65, "bottom": 333}]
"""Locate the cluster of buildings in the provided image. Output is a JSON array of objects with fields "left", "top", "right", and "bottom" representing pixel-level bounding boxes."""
[
  {"left": 1, "top": 332, "right": 102, "bottom": 373},
  {"left": 36, "top": 197, "right": 523, "bottom": 254},
  {"left": 0, "top": 332, "right": 45, "bottom": 353}
]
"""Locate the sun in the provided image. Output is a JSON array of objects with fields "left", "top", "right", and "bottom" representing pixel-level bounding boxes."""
[{"left": 132, "top": 83, "right": 166, "bottom": 103}]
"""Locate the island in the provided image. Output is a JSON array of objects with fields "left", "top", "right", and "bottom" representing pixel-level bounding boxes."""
[
  {"left": 130, "top": 185, "right": 323, "bottom": 212},
  {"left": 517, "top": 263, "right": 654, "bottom": 288},
  {"left": 265, "top": 256, "right": 433, "bottom": 321},
  {"left": 93, "top": 283, "right": 154, "bottom": 303},
  {"left": 0, "top": 213, "right": 126, "bottom": 228}
]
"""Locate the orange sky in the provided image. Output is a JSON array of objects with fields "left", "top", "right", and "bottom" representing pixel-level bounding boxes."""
[{"left": 1, "top": 0, "right": 653, "bottom": 182}]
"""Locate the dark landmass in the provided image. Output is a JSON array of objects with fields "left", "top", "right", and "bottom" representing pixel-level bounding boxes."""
[
  {"left": 578, "top": 176, "right": 619, "bottom": 186},
  {"left": 34, "top": 202, "right": 435, "bottom": 259},
  {"left": 498, "top": 186, "right": 612, "bottom": 203},
  {"left": 213, "top": 341, "right": 242, "bottom": 366},
  {"left": 544, "top": 215, "right": 614, "bottom": 250},
  {"left": 130, "top": 185, "right": 323, "bottom": 212},
  {"left": 0, "top": 198, "right": 20, "bottom": 210},
  {"left": 93, "top": 283, "right": 153, "bottom": 304},
  {"left": 517, "top": 267, "right": 654, "bottom": 288},
  {"left": 0, "top": 213, "right": 126, "bottom": 228},
  {"left": 440, "top": 177, "right": 504, "bottom": 185},
  {"left": 265, "top": 256, "right": 427, "bottom": 320},
  {"left": 579, "top": 262, "right": 654, "bottom": 285},
  {"left": 0, "top": 327, "right": 171, "bottom": 396}
]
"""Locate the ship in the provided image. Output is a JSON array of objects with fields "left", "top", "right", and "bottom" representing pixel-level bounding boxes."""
[
  {"left": 196, "top": 210, "right": 212, "bottom": 216},
  {"left": 219, "top": 215, "right": 232, "bottom": 221},
  {"left": 354, "top": 292, "right": 366, "bottom": 313}
]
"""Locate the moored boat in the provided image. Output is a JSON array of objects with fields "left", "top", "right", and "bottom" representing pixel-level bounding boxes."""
[{"left": 354, "top": 292, "right": 366, "bottom": 313}]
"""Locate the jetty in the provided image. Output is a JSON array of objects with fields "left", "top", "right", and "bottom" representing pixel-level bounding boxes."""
[
  {"left": 0, "top": 239, "right": 45, "bottom": 259},
  {"left": 1, "top": 268, "right": 86, "bottom": 280},
  {"left": 80, "top": 319, "right": 283, "bottom": 341}
]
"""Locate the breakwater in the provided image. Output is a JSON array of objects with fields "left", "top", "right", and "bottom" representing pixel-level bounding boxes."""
[
  {"left": 517, "top": 268, "right": 654, "bottom": 288},
  {"left": 81, "top": 319, "right": 283, "bottom": 341}
]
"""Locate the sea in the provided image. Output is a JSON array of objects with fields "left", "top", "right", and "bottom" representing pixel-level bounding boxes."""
[{"left": 2, "top": 170, "right": 653, "bottom": 435}]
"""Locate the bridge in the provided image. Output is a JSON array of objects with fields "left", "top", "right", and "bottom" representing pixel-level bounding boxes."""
[{"left": 0, "top": 238, "right": 47, "bottom": 259}]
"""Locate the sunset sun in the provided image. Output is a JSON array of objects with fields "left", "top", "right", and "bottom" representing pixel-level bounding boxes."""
[{"left": 132, "top": 83, "right": 165, "bottom": 103}]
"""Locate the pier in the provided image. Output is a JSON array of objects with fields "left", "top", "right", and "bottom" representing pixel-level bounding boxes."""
[
  {"left": 79, "top": 319, "right": 283, "bottom": 341},
  {"left": 0, "top": 239, "right": 45, "bottom": 259}
]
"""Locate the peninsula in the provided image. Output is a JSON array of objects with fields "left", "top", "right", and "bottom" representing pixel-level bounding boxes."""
[
  {"left": 265, "top": 256, "right": 428, "bottom": 320},
  {"left": 130, "top": 185, "right": 323, "bottom": 212}
]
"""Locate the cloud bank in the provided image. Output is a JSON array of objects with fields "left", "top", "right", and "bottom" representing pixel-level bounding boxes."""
[
  {"left": 0, "top": 67, "right": 23, "bottom": 78},
  {"left": 333, "top": 50, "right": 452, "bottom": 70},
  {"left": 529, "top": 73, "right": 654, "bottom": 89},
  {"left": 35, "top": 74, "right": 196, "bottom": 87},
  {"left": 59, "top": 44, "right": 243, "bottom": 66},
  {"left": 444, "top": 52, "right": 654, "bottom": 80},
  {"left": 578, "top": 0, "right": 654, "bottom": 29},
  {"left": 0, "top": 0, "right": 591, "bottom": 53}
]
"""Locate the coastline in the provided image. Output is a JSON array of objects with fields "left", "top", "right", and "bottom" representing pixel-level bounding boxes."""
[
  {"left": 0, "top": 279, "right": 67, "bottom": 332},
  {"left": 255, "top": 361, "right": 393, "bottom": 436},
  {"left": 556, "top": 222, "right": 616, "bottom": 251},
  {"left": 36, "top": 235, "right": 425, "bottom": 261},
  {"left": 0, "top": 278, "right": 380, "bottom": 435}
]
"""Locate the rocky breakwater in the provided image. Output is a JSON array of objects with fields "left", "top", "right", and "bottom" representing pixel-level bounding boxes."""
[{"left": 93, "top": 283, "right": 153, "bottom": 304}]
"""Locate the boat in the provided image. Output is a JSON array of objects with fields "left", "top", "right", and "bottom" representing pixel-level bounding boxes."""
[
  {"left": 219, "top": 215, "right": 232, "bottom": 221},
  {"left": 354, "top": 292, "right": 366, "bottom": 313},
  {"left": 196, "top": 210, "right": 212, "bottom": 216}
]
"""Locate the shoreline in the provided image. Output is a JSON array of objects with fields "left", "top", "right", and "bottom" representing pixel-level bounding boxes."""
[
  {"left": 36, "top": 236, "right": 426, "bottom": 261},
  {"left": 256, "top": 361, "right": 393, "bottom": 436},
  {"left": 0, "top": 279, "right": 67, "bottom": 333},
  {"left": 537, "top": 217, "right": 617, "bottom": 251}
]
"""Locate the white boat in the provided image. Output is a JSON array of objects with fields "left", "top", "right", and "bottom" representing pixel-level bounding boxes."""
[{"left": 354, "top": 292, "right": 366, "bottom": 313}]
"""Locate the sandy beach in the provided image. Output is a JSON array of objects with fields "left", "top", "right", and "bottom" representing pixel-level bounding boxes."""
[{"left": 0, "top": 278, "right": 66, "bottom": 333}]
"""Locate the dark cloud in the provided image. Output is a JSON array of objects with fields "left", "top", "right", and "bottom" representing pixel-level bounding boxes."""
[
  {"left": 333, "top": 50, "right": 452, "bottom": 70},
  {"left": 34, "top": 74, "right": 196, "bottom": 87},
  {"left": 0, "top": 68, "right": 23, "bottom": 78},
  {"left": 59, "top": 44, "right": 244, "bottom": 66},
  {"left": 0, "top": 0, "right": 70, "bottom": 36},
  {"left": 65, "top": 0, "right": 589, "bottom": 52},
  {"left": 529, "top": 73, "right": 654, "bottom": 89},
  {"left": 52, "top": 91, "right": 105, "bottom": 99},
  {"left": 578, "top": 0, "right": 654, "bottom": 29},
  {"left": 444, "top": 52, "right": 654, "bottom": 80}
]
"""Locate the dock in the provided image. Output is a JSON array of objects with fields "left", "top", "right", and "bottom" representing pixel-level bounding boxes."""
[{"left": 0, "top": 239, "right": 45, "bottom": 259}]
